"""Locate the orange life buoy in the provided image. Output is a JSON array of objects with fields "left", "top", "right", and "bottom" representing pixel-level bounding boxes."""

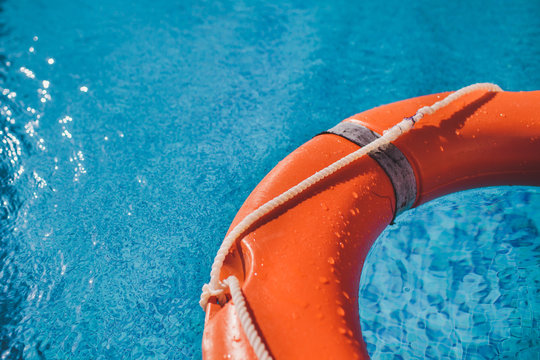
[{"left": 200, "top": 85, "right": 540, "bottom": 360}]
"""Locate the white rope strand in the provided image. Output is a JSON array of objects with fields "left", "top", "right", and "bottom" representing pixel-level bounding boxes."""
[
  {"left": 411, "top": 82, "right": 502, "bottom": 122},
  {"left": 200, "top": 83, "right": 502, "bottom": 359},
  {"left": 200, "top": 82, "right": 501, "bottom": 309},
  {"left": 224, "top": 276, "right": 273, "bottom": 360}
]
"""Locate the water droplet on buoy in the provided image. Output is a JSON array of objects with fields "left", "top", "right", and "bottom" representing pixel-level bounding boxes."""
[
  {"left": 320, "top": 202, "right": 328, "bottom": 211},
  {"left": 319, "top": 276, "right": 329, "bottom": 284},
  {"left": 338, "top": 327, "right": 347, "bottom": 334},
  {"left": 337, "top": 307, "right": 345, "bottom": 316},
  {"left": 342, "top": 291, "right": 350, "bottom": 300},
  {"left": 327, "top": 257, "right": 335, "bottom": 265},
  {"left": 352, "top": 192, "right": 358, "bottom": 199}
]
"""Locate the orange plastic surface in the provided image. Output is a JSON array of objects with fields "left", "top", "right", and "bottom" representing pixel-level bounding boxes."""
[
  {"left": 352, "top": 90, "right": 540, "bottom": 204},
  {"left": 202, "top": 90, "right": 540, "bottom": 359}
]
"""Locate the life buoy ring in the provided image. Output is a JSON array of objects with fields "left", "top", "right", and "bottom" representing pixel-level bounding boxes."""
[{"left": 200, "top": 84, "right": 540, "bottom": 360}]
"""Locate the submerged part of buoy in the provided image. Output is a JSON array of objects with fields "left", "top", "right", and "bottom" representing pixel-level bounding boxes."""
[{"left": 200, "top": 84, "right": 540, "bottom": 359}]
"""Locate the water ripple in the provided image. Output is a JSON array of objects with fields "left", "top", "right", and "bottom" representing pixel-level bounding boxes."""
[{"left": 360, "top": 187, "right": 540, "bottom": 359}]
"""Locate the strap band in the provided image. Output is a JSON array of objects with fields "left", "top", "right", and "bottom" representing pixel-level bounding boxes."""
[{"left": 320, "top": 120, "right": 417, "bottom": 217}]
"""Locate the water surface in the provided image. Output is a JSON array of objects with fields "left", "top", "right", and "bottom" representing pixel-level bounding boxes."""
[{"left": 0, "top": 0, "right": 539, "bottom": 358}]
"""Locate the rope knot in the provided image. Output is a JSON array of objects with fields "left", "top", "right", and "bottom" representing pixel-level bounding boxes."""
[{"left": 200, "top": 282, "right": 229, "bottom": 309}]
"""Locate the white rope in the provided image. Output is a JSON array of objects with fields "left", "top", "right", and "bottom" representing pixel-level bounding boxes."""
[
  {"left": 200, "top": 83, "right": 502, "bottom": 359},
  {"left": 224, "top": 276, "right": 273, "bottom": 360}
]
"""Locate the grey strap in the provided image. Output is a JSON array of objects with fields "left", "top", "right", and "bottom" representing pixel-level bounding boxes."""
[{"left": 320, "top": 121, "right": 417, "bottom": 218}]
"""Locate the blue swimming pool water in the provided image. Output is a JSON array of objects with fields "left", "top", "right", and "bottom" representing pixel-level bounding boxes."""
[{"left": 0, "top": 0, "right": 538, "bottom": 359}]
